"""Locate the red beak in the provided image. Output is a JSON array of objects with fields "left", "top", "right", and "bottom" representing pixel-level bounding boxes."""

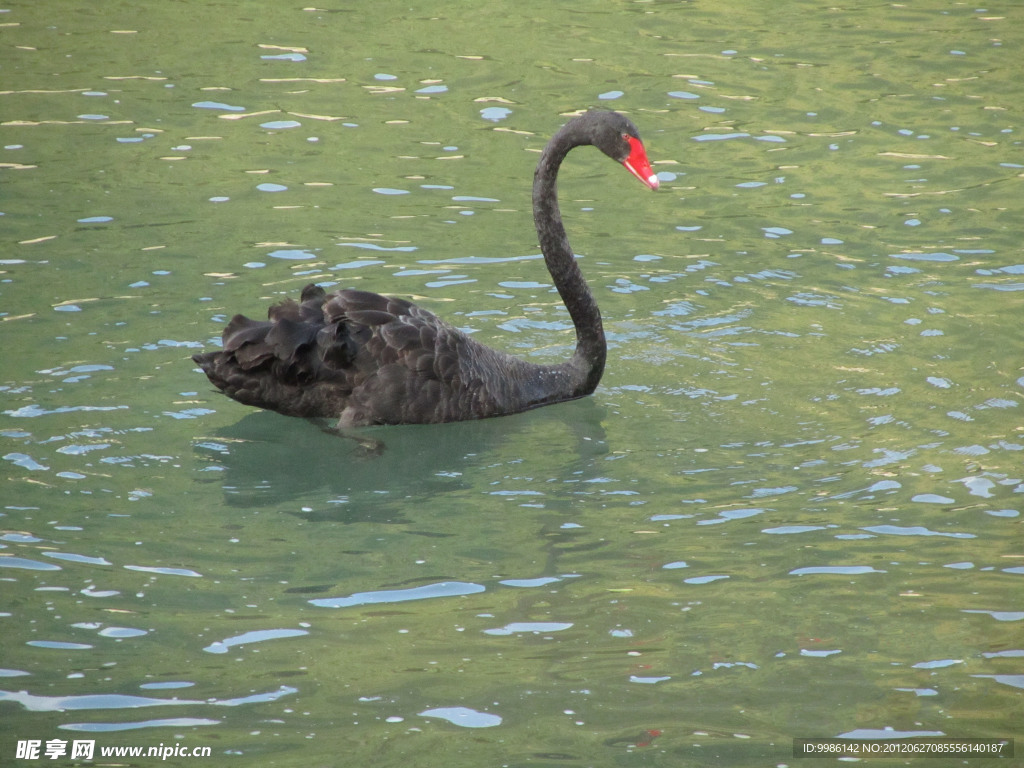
[{"left": 623, "top": 135, "right": 659, "bottom": 190}]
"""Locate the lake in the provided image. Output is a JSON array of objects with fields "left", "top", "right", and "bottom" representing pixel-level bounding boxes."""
[{"left": 1, "top": 1, "right": 1021, "bottom": 765}]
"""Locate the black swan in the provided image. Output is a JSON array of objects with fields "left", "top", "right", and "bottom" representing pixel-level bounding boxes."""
[{"left": 193, "top": 109, "right": 658, "bottom": 426}]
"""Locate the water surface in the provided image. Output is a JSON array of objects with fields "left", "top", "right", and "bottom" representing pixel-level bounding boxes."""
[{"left": 2, "top": 1, "right": 1022, "bottom": 765}]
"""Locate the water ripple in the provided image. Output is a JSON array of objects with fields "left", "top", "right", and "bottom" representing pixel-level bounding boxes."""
[
  {"left": 0, "top": 685, "right": 297, "bottom": 713},
  {"left": 483, "top": 622, "right": 572, "bottom": 636},
  {"left": 309, "top": 581, "right": 485, "bottom": 608},
  {"left": 61, "top": 717, "right": 220, "bottom": 733},
  {"left": 0, "top": 556, "right": 61, "bottom": 571},
  {"left": 790, "top": 566, "right": 886, "bottom": 576},
  {"left": 419, "top": 706, "right": 501, "bottom": 728},
  {"left": 203, "top": 628, "right": 309, "bottom": 654}
]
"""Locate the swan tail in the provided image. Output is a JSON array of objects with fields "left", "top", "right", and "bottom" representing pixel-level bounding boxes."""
[{"left": 193, "top": 285, "right": 359, "bottom": 418}]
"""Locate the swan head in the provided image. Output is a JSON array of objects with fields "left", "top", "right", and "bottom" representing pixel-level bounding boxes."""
[{"left": 581, "top": 110, "right": 660, "bottom": 191}]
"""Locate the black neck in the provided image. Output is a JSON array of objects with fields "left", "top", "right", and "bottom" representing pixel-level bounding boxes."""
[{"left": 532, "top": 125, "right": 606, "bottom": 394}]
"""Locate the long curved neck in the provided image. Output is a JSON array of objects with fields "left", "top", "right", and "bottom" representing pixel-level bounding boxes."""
[{"left": 532, "top": 126, "right": 606, "bottom": 395}]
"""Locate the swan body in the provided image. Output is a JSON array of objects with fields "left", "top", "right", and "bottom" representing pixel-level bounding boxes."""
[{"left": 193, "top": 110, "right": 658, "bottom": 427}]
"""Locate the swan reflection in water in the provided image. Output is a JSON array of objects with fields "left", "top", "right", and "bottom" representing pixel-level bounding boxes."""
[{"left": 193, "top": 399, "right": 610, "bottom": 521}]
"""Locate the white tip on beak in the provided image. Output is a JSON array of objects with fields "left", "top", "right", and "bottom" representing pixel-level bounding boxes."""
[{"left": 624, "top": 160, "right": 660, "bottom": 190}]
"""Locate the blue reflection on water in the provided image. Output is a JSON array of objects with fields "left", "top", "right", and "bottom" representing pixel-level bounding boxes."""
[
  {"left": 861, "top": 525, "right": 974, "bottom": 539},
  {"left": 269, "top": 249, "right": 315, "bottom": 260},
  {"left": 192, "top": 101, "right": 245, "bottom": 111},
  {"left": 419, "top": 706, "right": 501, "bottom": 728},
  {"left": 684, "top": 575, "right": 729, "bottom": 585},
  {"left": 203, "top": 628, "right": 309, "bottom": 654},
  {"left": 483, "top": 622, "right": 572, "bottom": 636},
  {"left": 498, "top": 576, "right": 562, "bottom": 587},
  {"left": 0, "top": 557, "right": 61, "bottom": 571},
  {"left": 694, "top": 132, "right": 750, "bottom": 142},
  {"left": 480, "top": 106, "right": 511, "bottom": 122},
  {"left": 61, "top": 717, "right": 220, "bottom": 732},
  {"left": 0, "top": 685, "right": 297, "bottom": 712},
  {"left": 309, "top": 581, "right": 485, "bottom": 608},
  {"left": 890, "top": 252, "right": 959, "bottom": 262},
  {"left": 338, "top": 243, "right": 417, "bottom": 252},
  {"left": 123, "top": 565, "right": 202, "bottom": 578},
  {"left": 42, "top": 552, "right": 113, "bottom": 566},
  {"left": 790, "top": 566, "right": 886, "bottom": 576},
  {"left": 698, "top": 507, "right": 764, "bottom": 526}
]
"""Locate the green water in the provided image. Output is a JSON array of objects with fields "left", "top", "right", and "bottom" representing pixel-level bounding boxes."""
[{"left": 2, "top": 1, "right": 1022, "bottom": 766}]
